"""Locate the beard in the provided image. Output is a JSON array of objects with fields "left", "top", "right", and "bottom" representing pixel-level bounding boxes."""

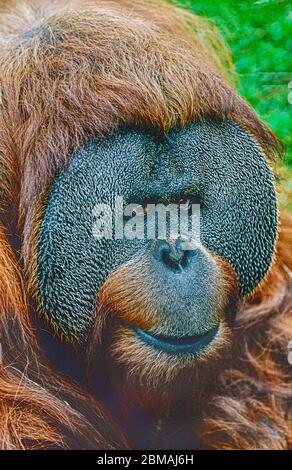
[{"left": 86, "top": 312, "right": 235, "bottom": 415}]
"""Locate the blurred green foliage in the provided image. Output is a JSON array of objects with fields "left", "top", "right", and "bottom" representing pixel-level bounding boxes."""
[{"left": 177, "top": 0, "right": 292, "bottom": 168}]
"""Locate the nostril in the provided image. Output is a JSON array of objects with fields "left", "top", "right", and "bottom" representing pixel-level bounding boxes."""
[
  {"left": 162, "top": 249, "right": 184, "bottom": 270},
  {"left": 154, "top": 239, "right": 188, "bottom": 271}
]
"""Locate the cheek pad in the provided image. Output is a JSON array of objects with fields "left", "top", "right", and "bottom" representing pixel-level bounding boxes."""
[
  {"left": 37, "top": 121, "right": 278, "bottom": 341},
  {"left": 38, "top": 131, "right": 151, "bottom": 341},
  {"left": 168, "top": 120, "right": 278, "bottom": 297}
]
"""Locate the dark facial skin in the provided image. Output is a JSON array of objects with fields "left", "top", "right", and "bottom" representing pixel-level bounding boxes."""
[{"left": 38, "top": 119, "right": 277, "bottom": 366}]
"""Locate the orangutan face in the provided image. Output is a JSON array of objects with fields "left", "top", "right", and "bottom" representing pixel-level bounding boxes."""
[{"left": 37, "top": 119, "right": 277, "bottom": 385}]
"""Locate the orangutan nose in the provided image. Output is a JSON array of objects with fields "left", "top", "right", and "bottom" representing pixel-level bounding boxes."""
[{"left": 153, "top": 239, "right": 189, "bottom": 270}]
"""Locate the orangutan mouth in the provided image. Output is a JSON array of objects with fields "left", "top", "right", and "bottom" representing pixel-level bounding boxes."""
[{"left": 133, "top": 325, "right": 219, "bottom": 355}]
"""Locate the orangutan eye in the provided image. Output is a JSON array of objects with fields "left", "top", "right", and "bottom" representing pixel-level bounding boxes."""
[
  {"left": 123, "top": 207, "right": 142, "bottom": 222},
  {"left": 178, "top": 197, "right": 190, "bottom": 206},
  {"left": 177, "top": 195, "right": 202, "bottom": 211}
]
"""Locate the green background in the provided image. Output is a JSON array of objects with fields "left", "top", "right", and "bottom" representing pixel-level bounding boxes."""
[{"left": 177, "top": 0, "right": 292, "bottom": 171}]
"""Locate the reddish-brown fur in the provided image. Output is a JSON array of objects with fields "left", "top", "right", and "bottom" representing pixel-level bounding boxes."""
[{"left": 0, "top": 0, "right": 290, "bottom": 449}]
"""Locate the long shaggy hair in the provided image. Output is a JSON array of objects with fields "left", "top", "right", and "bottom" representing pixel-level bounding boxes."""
[{"left": 0, "top": 0, "right": 291, "bottom": 449}]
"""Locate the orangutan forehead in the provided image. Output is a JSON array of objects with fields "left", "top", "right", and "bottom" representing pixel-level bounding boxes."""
[{"left": 1, "top": 0, "right": 277, "bottom": 144}]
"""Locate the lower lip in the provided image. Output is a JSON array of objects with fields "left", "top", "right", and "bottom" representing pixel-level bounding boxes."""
[{"left": 133, "top": 325, "right": 219, "bottom": 355}]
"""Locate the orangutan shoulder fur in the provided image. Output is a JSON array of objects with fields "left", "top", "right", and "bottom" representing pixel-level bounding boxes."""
[{"left": 0, "top": 0, "right": 291, "bottom": 450}]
